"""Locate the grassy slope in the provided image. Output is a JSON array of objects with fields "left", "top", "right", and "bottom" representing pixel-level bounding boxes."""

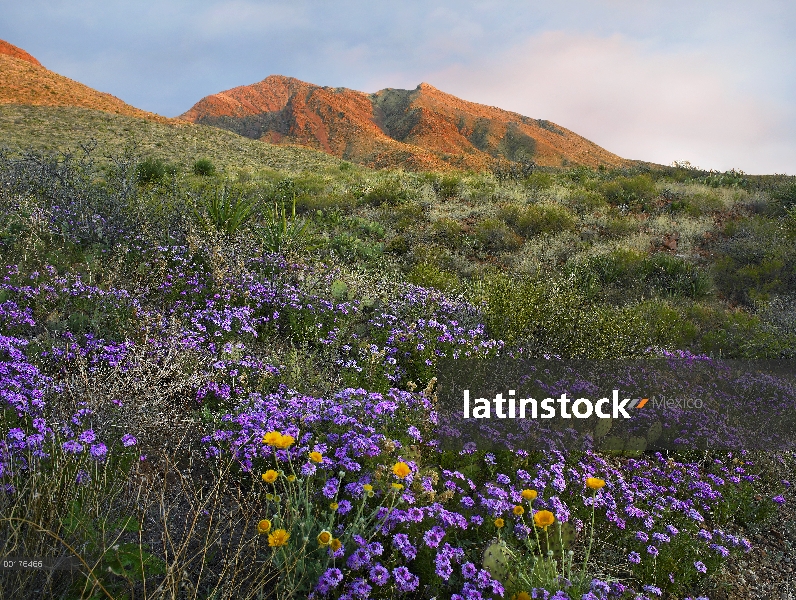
[{"left": 0, "top": 104, "right": 349, "bottom": 175}]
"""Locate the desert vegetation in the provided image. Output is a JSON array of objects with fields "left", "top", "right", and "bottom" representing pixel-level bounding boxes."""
[{"left": 0, "top": 134, "right": 794, "bottom": 599}]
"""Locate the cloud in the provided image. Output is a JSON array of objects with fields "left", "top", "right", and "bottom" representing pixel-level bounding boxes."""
[{"left": 427, "top": 30, "right": 796, "bottom": 173}]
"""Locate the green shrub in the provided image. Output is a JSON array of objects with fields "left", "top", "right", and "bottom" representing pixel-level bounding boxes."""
[
  {"left": 636, "top": 300, "right": 699, "bottom": 349},
  {"left": 203, "top": 187, "right": 257, "bottom": 236},
  {"left": 381, "top": 202, "right": 426, "bottom": 229},
  {"left": 523, "top": 171, "right": 554, "bottom": 192},
  {"left": 135, "top": 158, "right": 172, "bottom": 184},
  {"left": 500, "top": 203, "right": 577, "bottom": 237},
  {"left": 361, "top": 180, "right": 412, "bottom": 207},
  {"left": 771, "top": 181, "right": 796, "bottom": 211},
  {"left": 478, "top": 274, "right": 652, "bottom": 357},
  {"left": 192, "top": 158, "right": 216, "bottom": 176},
  {"left": 642, "top": 253, "right": 712, "bottom": 298},
  {"left": 601, "top": 216, "right": 638, "bottom": 238},
  {"left": 430, "top": 218, "right": 464, "bottom": 249},
  {"left": 601, "top": 175, "right": 657, "bottom": 206},
  {"left": 429, "top": 173, "right": 461, "bottom": 199},
  {"left": 712, "top": 216, "right": 796, "bottom": 305},
  {"left": 406, "top": 262, "right": 459, "bottom": 292},
  {"left": 573, "top": 249, "right": 710, "bottom": 301},
  {"left": 474, "top": 218, "right": 523, "bottom": 253}
]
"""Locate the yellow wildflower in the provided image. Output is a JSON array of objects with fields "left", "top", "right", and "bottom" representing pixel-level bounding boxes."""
[
  {"left": 586, "top": 477, "right": 606, "bottom": 490},
  {"left": 513, "top": 505, "right": 525, "bottom": 516},
  {"left": 257, "top": 519, "right": 272, "bottom": 534},
  {"left": 392, "top": 462, "right": 411, "bottom": 479},
  {"left": 317, "top": 530, "right": 332, "bottom": 546},
  {"left": 329, "top": 502, "right": 339, "bottom": 511},
  {"left": 262, "top": 431, "right": 281, "bottom": 446},
  {"left": 309, "top": 451, "right": 323, "bottom": 463},
  {"left": 533, "top": 510, "right": 555, "bottom": 530},
  {"left": 267, "top": 529, "right": 290, "bottom": 547},
  {"left": 521, "top": 489, "right": 538, "bottom": 501},
  {"left": 262, "top": 470, "right": 278, "bottom": 484},
  {"left": 494, "top": 518, "right": 505, "bottom": 528},
  {"left": 274, "top": 434, "right": 295, "bottom": 449},
  {"left": 330, "top": 538, "right": 342, "bottom": 552}
]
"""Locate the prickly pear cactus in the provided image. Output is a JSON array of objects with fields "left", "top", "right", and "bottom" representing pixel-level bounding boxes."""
[
  {"left": 646, "top": 420, "right": 663, "bottom": 444},
  {"left": 594, "top": 416, "right": 612, "bottom": 438},
  {"left": 482, "top": 538, "right": 512, "bottom": 584}
]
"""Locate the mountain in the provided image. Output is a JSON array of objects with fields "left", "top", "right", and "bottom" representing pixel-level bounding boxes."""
[
  {"left": 0, "top": 39, "right": 171, "bottom": 123},
  {"left": 180, "top": 75, "right": 632, "bottom": 171}
]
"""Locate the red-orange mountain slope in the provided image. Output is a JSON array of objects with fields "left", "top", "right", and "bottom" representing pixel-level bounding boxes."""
[
  {"left": 181, "top": 75, "right": 633, "bottom": 171},
  {"left": 0, "top": 39, "right": 172, "bottom": 123}
]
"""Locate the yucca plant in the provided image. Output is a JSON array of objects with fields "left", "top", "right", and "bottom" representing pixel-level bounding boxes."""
[
  {"left": 203, "top": 187, "right": 257, "bottom": 236},
  {"left": 260, "top": 196, "right": 307, "bottom": 253}
]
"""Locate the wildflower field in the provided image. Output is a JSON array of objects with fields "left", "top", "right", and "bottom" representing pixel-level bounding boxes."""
[{"left": 0, "top": 143, "right": 795, "bottom": 599}]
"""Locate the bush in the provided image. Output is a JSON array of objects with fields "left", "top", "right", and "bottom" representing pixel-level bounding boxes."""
[
  {"left": 573, "top": 249, "right": 710, "bottom": 301},
  {"left": 135, "top": 158, "right": 168, "bottom": 184},
  {"left": 642, "top": 253, "right": 712, "bottom": 298},
  {"left": 474, "top": 218, "right": 523, "bottom": 253},
  {"left": 601, "top": 175, "right": 657, "bottom": 206},
  {"left": 500, "top": 204, "right": 577, "bottom": 237},
  {"left": 523, "top": 171, "right": 554, "bottom": 192},
  {"left": 479, "top": 274, "right": 652, "bottom": 356},
  {"left": 771, "top": 181, "right": 796, "bottom": 211},
  {"left": 430, "top": 218, "right": 464, "bottom": 249},
  {"left": 192, "top": 158, "right": 216, "bottom": 176},
  {"left": 361, "top": 180, "right": 412, "bottom": 207},
  {"left": 406, "top": 262, "right": 459, "bottom": 292}
]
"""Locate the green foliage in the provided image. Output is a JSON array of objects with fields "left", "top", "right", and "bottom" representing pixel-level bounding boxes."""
[
  {"left": 430, "top": 218, "right": 464, "bottom": 249},
  {"left": 259, "top": 197, "right": 308, "bottom": 253},
  {"left": 499, "top": 203, "right": 577, "bottom": 237},
  {"left": 406, "top": 262, "right": 459, "bottom": 292},
  {"left": 701, "top": 168, "right": 750, "bottom": 189},
  {"left": 330, "top": 233, "right": 383, "bottom": 262},
  {"left": 573, "top": 249, "right": 711, "bottom": 301},
  {"left": 62, "top": 499, "right": 166, "bottom": 598},
  {"left": 712, "top": 216, "right": 796, "bottom": 305},
  {"left": 203, "top": 187, "right": 257, "bottom": 236},
  {"left": 135, "top": 157, "right": 175, "bottom": 184},
  {"left": 474, "top": 218, "right": 523, "bottom": 253},
  {"left": 477, "top": 273, "right": 652, "bottom": 357},
  {"left": 360, "top": 180, "right": 413, "bottom": 207},
  {"left": 192, "top": 158, "right": 216, "bottom": 176},
  {"left": 423, "top": 172, "right": 461, "bottom": 199},
  {"left": 601, "top": 175, "right": 657, "bottom": 207},
  {"left": 523, "top": 171, "right": 554, "bottom": 192}
]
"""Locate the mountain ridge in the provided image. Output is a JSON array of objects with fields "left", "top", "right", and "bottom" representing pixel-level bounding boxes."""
[{"left": 181, "top": 75, "right": 633, "bottom": 171}]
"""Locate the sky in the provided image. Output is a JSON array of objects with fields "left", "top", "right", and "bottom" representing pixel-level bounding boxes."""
[{"left": 2, "top": 0, "right": 795, "bottom": 174}]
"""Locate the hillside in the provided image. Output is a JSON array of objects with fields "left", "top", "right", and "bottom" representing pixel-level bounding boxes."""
[
  {"left": 0, "top": 40, "right": 171, "bottom": 124},
  {"left": 180, "top": 75, "right": 633, "bottom": 171},
  {"left": 0, "top": 104, "right": 348, "bottom": 175}
]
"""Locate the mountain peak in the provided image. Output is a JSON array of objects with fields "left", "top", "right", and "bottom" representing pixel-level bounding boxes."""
[
  {"left": 181, "top": 76, "right": 631, "bottom": 171},
  {"left": 0, "top": 39, "right": 42, "bottom": 66}
]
